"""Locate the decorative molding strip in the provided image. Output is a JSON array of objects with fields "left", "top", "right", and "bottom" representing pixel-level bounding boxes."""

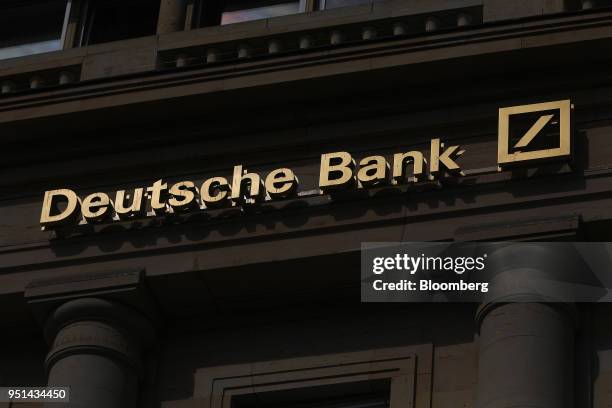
[
  {"left": 193, "top": 345, "right": 431, "bottom": 408},
  {"left": 157, "top": 6, "right": 483, "bottom": 71}
]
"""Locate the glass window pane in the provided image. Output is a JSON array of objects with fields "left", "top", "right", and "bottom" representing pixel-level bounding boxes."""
[
  {"left": 0, "top": 0, "right": 68, "bottom": 60},
  {"left": 319, "top": 0, "right": 385, "bottom": 10},
  {"left": 86, "top": 0, "right": 160, "bottom": 45},
  {"left": 0, "top": 39, "right": 62, "bottom": 60},
  {"left": 221, "top": 0, "right": 300, "bottom": 25}
]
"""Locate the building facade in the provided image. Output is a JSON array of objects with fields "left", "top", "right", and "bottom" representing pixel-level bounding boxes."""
[{"left": 1, "top": 0, "right": 612, "bottom": 407}]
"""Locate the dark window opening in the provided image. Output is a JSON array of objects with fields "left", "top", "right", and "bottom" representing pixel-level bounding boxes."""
[
  {"left": 83, "top": 0, "right": 160, "bottom": 45},
  {"left": 198, "top": 0, "right": 304, "bottom": 27},
  {"left": 231, "top": 379, "right": 390, "bottom": 408},
  {"left": 0, "top": 0, "right": 70, "bottom": 60}
]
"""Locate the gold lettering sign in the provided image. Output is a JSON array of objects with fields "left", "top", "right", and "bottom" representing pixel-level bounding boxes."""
[
  {"left": 40, "top": 101, "right": 575, "bottom": 231},
  {"left": 40, "top": 137, "right": 465, "bottom": 230},
  {"left": 39, "top": 165, "right": 304, "bottom": 230},
  {"left": 318, "top": 138, "right": 464, "bottom": 193},
  {"left": 168, "top": 181, "right": 198, "bottom": 212},
  {"left": 40, "top": 189, "right": 80, "bottom": 228}
]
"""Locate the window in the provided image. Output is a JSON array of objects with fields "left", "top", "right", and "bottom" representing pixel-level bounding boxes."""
[
  {"left": 81, "top": 0, "right": 160, "bottom": 45},
  {"left": 231, "top": 383, "right": 391, "bottom": 408},
  {"left": 198, "top": 0, "right": 307, "bottom": 27},
  {"left": 316, "top": 0, "right": 383, "bottom": 10},
  {"left": 194, "top": 347, "right": 426, "bottom": 408},
  {"left": 0, "top": 0, "right": 71, "bottom": 60}
]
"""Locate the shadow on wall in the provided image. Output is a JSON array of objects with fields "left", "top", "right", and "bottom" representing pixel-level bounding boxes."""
[
  {"left": 47, "top": 161, "right": 587, "bottom": 261},
  {"left": 49, "top": 189, "right": 404, "bottom": 257},
  {"left": 154, "top": 302, "right": 478, "bottom": 402}
]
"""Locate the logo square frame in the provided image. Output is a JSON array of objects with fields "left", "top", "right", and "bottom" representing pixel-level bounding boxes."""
[{"left": 498, "top": 99, "right": 572, "bottom": 167}]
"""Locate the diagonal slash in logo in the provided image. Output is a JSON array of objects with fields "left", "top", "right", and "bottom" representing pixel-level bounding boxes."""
[{"left": 513, "top": 114, "right": 554, "bottom": 149}]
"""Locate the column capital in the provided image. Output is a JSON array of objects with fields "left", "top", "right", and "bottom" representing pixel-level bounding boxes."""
[
  {"left": 26, "top": 268, "right": 161, "bottom": 334},
  {"left": 473, "top": 242, "right": 587, "bottom": 332},
  {"left": 475, "top": 301, "right": 579, "bottom": 334},
  {"left": 43, "top": 297, "right": 156, "bottom": 345},
  {"left": 26, "top": 269, "right": 161, "bottom": 408},
  {"left": 24, "top": 268, "right": 161, "bottom": 375},
  {"left": 43, "top": 297, "right": 156, "bottom": 375}
]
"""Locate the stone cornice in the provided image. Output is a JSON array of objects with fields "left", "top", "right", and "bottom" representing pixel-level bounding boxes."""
[{"left": 0, "top": 11, "right": 611, "bottom": 129}]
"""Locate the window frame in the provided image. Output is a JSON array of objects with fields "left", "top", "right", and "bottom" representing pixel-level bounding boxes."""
[
  {"left": 190, "top": 0, "right": 316, "bottom": 29},
  {"left": 59, "top": 0, "right": 73, "bottom": 48},
  {"left": 0, "top": 0, "right": 73, "bottom": 60},
  {"left": 193, "top": 345, "right": 433, "bottom": 408},
  {"left": 74, "top": 0, "right": 160, "bottom": 47}
]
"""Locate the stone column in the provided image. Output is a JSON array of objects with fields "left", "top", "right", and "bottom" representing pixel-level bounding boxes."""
[
  {"left": 157, "top": 0, "right": 187, "bottom": 34},
  {"left": 474, "top": 243, "right": 578, "bottom": 408},
  {"left": 43, "top": 298, "right": 155, "bottom": 408},
  {"left": 475, "top": 302, "right": 576, "bottom": 408}
]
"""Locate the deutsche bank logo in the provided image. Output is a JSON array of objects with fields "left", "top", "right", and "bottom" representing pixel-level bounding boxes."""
[{"left": 498, "top": 100, "right": 572, "bottom": 167}]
